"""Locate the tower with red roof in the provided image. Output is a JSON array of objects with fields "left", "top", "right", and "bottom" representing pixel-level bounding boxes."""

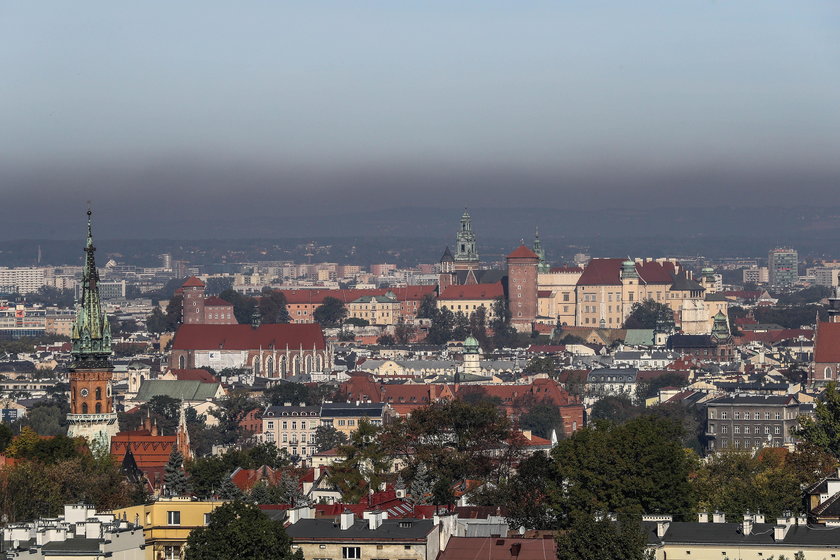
[{"left": 506, "top": 245, "right": 539, "bottom": 332}]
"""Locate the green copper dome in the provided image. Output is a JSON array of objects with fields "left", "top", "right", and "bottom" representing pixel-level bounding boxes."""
[{"left": 463, "top": 336, "right": 480, "bottom": 354}]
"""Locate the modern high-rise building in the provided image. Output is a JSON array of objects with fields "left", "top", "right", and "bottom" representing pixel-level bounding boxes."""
[
  {"left": 768, "top": 248, "right": 799, "bottom": 287},
  {"left": 66, "top": 210, "right": 119, "bottom": 451}
]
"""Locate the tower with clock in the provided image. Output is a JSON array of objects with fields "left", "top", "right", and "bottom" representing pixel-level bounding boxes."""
[{"left": 66, "top": 210, "right": 119, "bottom": 451}]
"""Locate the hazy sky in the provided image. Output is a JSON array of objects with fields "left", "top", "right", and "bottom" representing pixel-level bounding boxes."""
[{"left": 3, "top": 1, "right": 840, "bottom": 237}]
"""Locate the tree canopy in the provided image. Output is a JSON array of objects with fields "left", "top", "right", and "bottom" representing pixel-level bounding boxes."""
[
  {"left": 185, "top": 501, "right": 303, "bottom": 560},
  {"left": 624, "top": 299, "right": 671, "bottom": 329},
  {"left": 313, "top": 297, "right": 348, "bottom": 327}
]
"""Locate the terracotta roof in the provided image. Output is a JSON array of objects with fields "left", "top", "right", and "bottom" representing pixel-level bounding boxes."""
[
  {"left": 816, "top": 322, "right": 840, "bottom": 363},
  {"left": 576, "top": 258, "right": 677, "bottom": 286},
  {"left": 182, "top": 276, "right": 205, "bottom": 288},
  {"left": 110, "top": 431, "right": 176, "bottom": 471},
  {"left": 172, "top": 323, "right": 326, "bottom": 351},
  {"left": 537, "top": 290, "right": 552, "bottom": 298},
  {"left": 507, "top": 245, "right": 539, "bottom": 259},
  {"left": 637, "top": 260, "right": 677, "bottom": 284},
  {"left": 170, "top": 368, "right": 218, "bottom": 383},
  {"left": 439, "top": 283, "right": 504, "bottom": 301},
  {"left": 204, "top": 296, "right": 233, "bottom": 307}
]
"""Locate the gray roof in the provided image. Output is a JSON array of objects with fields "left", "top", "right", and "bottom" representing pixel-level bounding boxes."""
[
  {"left": 264, "top": 405, "right": 320, "bottom": 417},
  {"left": 286, "top": 518, "right": 434, "bottom": 541},
  {"left": 135, "top": 379, "right": 221, "bottom": 401},
  {"left": 41, "top": 537, "right": 102, "bottom": 554},
  {"left": 623, "top": 329, "right": 655, "bottom": 346},
  {"left": 587, "top": 368, "right": 638, "bottom": 383},
  {"left": 707, "top": 395, "right": 798, "bottom": 406},
  {"left": 320, "top": 402, "right": 385, "bottom": 417},
  {"left": 646, "top": 521, "right": 840, "bottom": 547}
]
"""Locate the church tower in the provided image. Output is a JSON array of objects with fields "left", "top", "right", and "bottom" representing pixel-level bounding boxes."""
[
  {"left": 67, "top": 210, "right": 119, "bottom": 450},
  {"left": 533, "top": 228, "right": 549, "bottom": 273},
  {"left": 453, "top": 209, "right": 480, "bottom": 271}
]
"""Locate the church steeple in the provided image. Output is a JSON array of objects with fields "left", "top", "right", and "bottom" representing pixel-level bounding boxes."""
[
  {"left": 453, "top": 208, "right": 479, "bottom": 270},
  {"left": 533, "top": 227, "right": 549, "bottom": 273},
  {"left": 71, "top": 210, "right": 112, "bottom": 369}
]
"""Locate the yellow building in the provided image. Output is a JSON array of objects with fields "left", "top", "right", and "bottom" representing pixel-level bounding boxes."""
[
  {"left": 112, "top": 498, "right": 225, "bottom": 560},
  {"left": 347, "top": 294, "right": 400, "bottom": 326},
  {"left": 319, "top": 402, "right": 389, "bottom": 437},
  {"left": 537, "top": 266, "right": 583, "bottom": 326}
]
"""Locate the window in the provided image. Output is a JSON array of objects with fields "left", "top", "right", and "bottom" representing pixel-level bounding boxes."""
[
  {"left": 735, "top": 412, "right": 740, "bottom": 420},
  {"left": 164, "top": 546, "right": 181, "bottom": 560},
  {"left": 721, "top": 425, "right": 728, "bottom": 434},
  {"left": 339, "top": 419, "right": 346, "bottom": 426},
  {"left": 753, "top": 412, "right": 760, "bottom": 420},
  {"left": 708, "top": 424, "right": 715, "bottom": 433},
  {"left": 774, "top": 426, "right": 781, "bottom": 435},
  {"left": 268, "top": 421, "right": 274, "bottom": 430},
  {"left": 709, "top": 410, "right": 716, "bottom": 419},
  {"left": 204, "top": 513, "right": 211, "bottom": 525},
  {"left": 282, "top": 421, "right": 288, "bottom": 430},
  {"left": 721, "top": 411, "right": 728, "bottom": 420},
  {"left": 292, "top": 421, "right": 297, "bottom": 430},
  {"left": 734, "top": 426, "right": 740, "bottom": 434},
  {"left": 775, "top": 412, "right": 781, "bottom": 420},
  {"left": 167, "top": 511, "right": 181, "bottom": 525},
  {"left": 744, "top": 426, "right": 749, "bottom": 435},
  {"left": 343, "top": 547, "right": 361, "bottom": 559},
  {"left": 765, "top": 412, "right": 771, "bottom": 420}
]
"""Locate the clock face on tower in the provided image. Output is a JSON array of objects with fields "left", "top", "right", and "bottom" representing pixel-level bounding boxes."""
[{"left": 80, "top": 388, "right": 89, "bottom": 398}]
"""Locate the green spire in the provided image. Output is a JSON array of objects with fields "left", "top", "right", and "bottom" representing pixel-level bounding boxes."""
[
  {"left": 72, "top": 210, "right": 112, "bottom": 368},
  {"left": 712, "top": 311, "right": 730, "bottom": 340},
  {"left": 533, "top": 227, "right": 549, "bottom": 273}
]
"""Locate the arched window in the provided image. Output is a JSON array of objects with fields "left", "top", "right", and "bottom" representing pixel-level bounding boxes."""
[
  {"left": 279, "top": 356, "right": 287, "bottom": 378},
  {"left": 95, "top": 387, "right": 102, "bottom": 400},
  {"left": 82, "top": 403, "right": 88, "bottom": 414},
  {"left": 293, "top": 356, "right": 301, "bottom": 375},
  {"left": 827, "top": 366, "right": 834, "bottom": 379},
  {"left": 304, "top": 355, "right": 312, "bottom": 374},
  {"left": 315, "top": 354, "right": 323, "bottom": 371},
  {"left": 178, "top": 355, "right": 186, "bottom": 369},
  {"left": 267, "top": 356, "right": 275, "bottom": 377},
  {"left": 253, "top": 355, "right": 261, "bottom": 376},
  {"left": 95, "top": 403, "right": 102, "bottom": 413}
]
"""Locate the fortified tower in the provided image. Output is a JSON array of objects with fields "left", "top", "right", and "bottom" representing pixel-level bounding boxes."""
[
  {"left": 66, "top": 210, "right": 119, "bottom": 450},
  {"left": 506, "top": 245, "right": 539, "bottom": 333}
]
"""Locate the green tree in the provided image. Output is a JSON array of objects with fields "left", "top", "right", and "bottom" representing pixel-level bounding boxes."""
[
  {"left": 795, "top": 381, "right": 840, "bottom": 457},
  {"left": 313, "top": 297, "right": 348, "bottom": 327},
  {"left": 550, "top": 416, "right": 696, "bottom": 527},
  {"left": 394, "top": 318, "right": 416, "bottom": 345},
  {"left": 164, "top": 448, "right": 189, "bottom": 497},
  {"left": 416, "top": 294, "right": 437, "bottom": 319},
  {"left": 426, "top": 307, "right": 454, "bottom": 345},
  {"left": 329, "top": 420, "right": 391, "bottom": 503},
  {"left": 220, "top": 289, "right": 258, "bottom": 324},
  {"left": 265, "top": 381, "right": 315, "bottom": 406},
  {"left": 345, "top": 317, "right": 370, "bottom": 327},
  {"left": 185, "top": 501, "right": 303, "bottom": 560},
  {"left": 259, "top": 289, "right": 291, "bottom": 324},
  {"left": 452, "top": 312, "right": 470, "bottom": 341},
  {"left": 523, "top": 356, "right": 556, "bottom": 375},
  {"left": 218, "top": 477, "right": 244, "bottom": 500},
  {"left": 313, "top": 424, "right": 348, "bottom": 452},
  {"left": 377, "top": 334, "right": 396, "bottom": 346},
  {"left": 590, "top": 396, "right": 643, "bottom": 423},
  {"left": 490, "top": 297, "right": 517, "bottom": 348},
  {"left": 624, "top": 299, "right": 671, "bottom": 329},
  {"left": 468, "top": 305, "right": 492, "bottom": 350},
  {"left": 165, "top": 294, "right": 184, "bottom": 331},
  {"left": 635, "top": 372, "right": 689, "bottom": 401},
  {"left": 146, "top": 307, "right": 169, "bottom": 334},
  {"left": 520, "top": 402, "right": 563, "bottom": 439},
  {"left": 407, "top": 462, "right": 433, "bottom": 506},
  {"left": 0, "top": 423, "right": 12, "bottom": 452},
  {"left": 555, "top": 513, "right": 653, "bottom": 560}
]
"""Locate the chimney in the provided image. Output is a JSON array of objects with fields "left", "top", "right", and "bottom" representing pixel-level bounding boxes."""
[
  {"left": 774, "top": 524, "right": 790, "bottom": 542},
  {"left": 151, "top": 419, "right": 159, "bottom": 437},
  {"left": 742, "top": 516, "right": 753, "bottom": 536},
  {"left": 797, "top": 515, "right": 807, "bottom": 526},
  {"left": 698, "top": 512, "right": 708, "bottom": 523},
  {"left": 656, "top": 521, "right": 670, "bottom": 538},
  {"left": 368, "top": 510, "right": 383, "bottom": 531},
  {"left": 712, "top": 511, "right": 725, "bottom": 523},
  {"left": 340, "top": 509, "right": 354, "bottom": 530},
  {"left": 754, "top": 513, "right": 765, "bottom": 524}
]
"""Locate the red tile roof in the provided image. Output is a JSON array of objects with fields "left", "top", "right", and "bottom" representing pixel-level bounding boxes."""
[
  {"left": 204, "top": 296, "right": 233, "bottom": 307},
  {"left": 110, "top": 431, "right": 176, "bottom": 472},
  {"left": 576, "top": 258, "right": 677, "bottom": 286},
  {"left": 507, "top": 245, "right": 539, "bottom": 259},
  {"left": 170, "top": 368, "right": 218, "bottom": 382},
  {"left": 182, "top": 276, "right": 205, "bottom": 288},
  {"left": 439, "top": 283, "right": 504, "bottom": 301},
  {"left": 171, "top": 323, "right": 326, "bottom": 351},
  {"left": 815, "top": 322, "right": 840, "bottom": 363},
  {"left": 441, "top": 537, "right": 556, "bottom": 560}
]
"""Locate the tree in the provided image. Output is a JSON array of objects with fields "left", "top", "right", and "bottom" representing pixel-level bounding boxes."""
[
  {"left": 520, "top": 402, "right": 564, "bottom": 439},
  {"left": 165, "top": 295, "right": 184, "bottom": 331},
  {"left": 407, "top": 462, "right": 433, "bottom": 506},
  {"left": 345, "top": 317, "right": 370, "bottom": 327},
  {"left": 277, "top": 470, "right": 310, "bottom": 506},
  {"left": 452, "top": 312, "right": 470, "bottom": 341},
  {"left": 313, "top": 297, "right": 347, "bottom": 327},
  {"left": 523, "top": 356, "right": 556, "bottom": 375},
  {"left": 549, "top": 416, "right": 696, "bottom": 527},
  {"left": 468, "top": 306, "right": 492, "bottom": 350},
  {"left": 490, "top": 297, "right": 517, "bottom": 348},
  {"left": 185, "top": 501, "right": 303, "bottom": 560},
  {"left": 218, "top": 477, "right": 243, "bottom": 500},
  {"left": 589, "top": 396, "right": 643, "bottom": 423},
  {"left": 416, "top": 294, "right": 437, "bottom": 319},
  {"left": 377, "top": 334, "right": 396, "bottom": 346},
  {"left": 259, "top": 289, "right": 291, "bottom": 324},
  {"left": 431, "top": 476, "right": 455, "bottom": 507},
  {"left": 164, "top": 448, "right": 189, "bottom": 497},
  {"left": 426, "top": 307, "right": 454, "bottom": 345},
  {"left": 635, "top": 372, "right": 689, "bottom": 402},
  {"left": 624, "top": 299, "right": 672, "bottom": 329},
  {"left": 0, "top": 423, "right": 12, "bottom": 452},
  {"left": 329, "top": 420, "right": 391, "bottom": 503},
  {"left": 555, "top": 513, "right": 653, "bottom": 560},
  {"left": 795, "top": 381, "right": 840, "bottom": 458},
  {"left": 219, "top": 289, "right": 255, "bottom": 324},
  {"left": 394, "top": 318, "right": 416, "bottom": 345},
  {"left": 146, "top": 307, "right": 169, "bottom": 334},
  {"left": 313, "top": 424, "right": 348, "bottom": 453}
]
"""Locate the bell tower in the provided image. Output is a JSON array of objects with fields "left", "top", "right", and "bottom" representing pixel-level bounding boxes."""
[
  {"left": 67, "top": 210, "right": 119, "bottom": 450},
  {"left": 453, "top": 209, "right": 480, "bottom": 271}
]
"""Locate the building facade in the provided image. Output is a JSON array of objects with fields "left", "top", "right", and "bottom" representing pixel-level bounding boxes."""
[
  {"left": 705, "top": 395, "right": 801, "bottom": 453},
  {"left": 768, "top": 248, "right": 799, "bottom": 287}
]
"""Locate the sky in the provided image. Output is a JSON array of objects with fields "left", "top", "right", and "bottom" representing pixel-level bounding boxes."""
[{"left": 2, "top": 1, "right": 840, "bottom": 238}]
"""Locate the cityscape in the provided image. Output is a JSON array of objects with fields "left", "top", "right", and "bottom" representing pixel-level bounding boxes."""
[{"left": 3, "top": 2, "right": 840, "bottom": 560}]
